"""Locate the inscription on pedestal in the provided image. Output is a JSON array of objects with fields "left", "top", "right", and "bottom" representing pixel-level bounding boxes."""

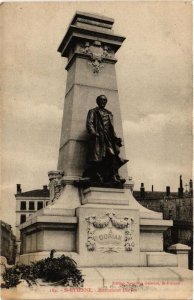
[{"left": 85, "top": 212, "right": 134, "bottom": 253}]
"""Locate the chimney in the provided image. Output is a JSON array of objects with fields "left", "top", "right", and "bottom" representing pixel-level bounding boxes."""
[
  {"left": 151, "top": 185, "right": 154, "bottom": 192},
  {"left": 140, "top": 183, "right": 145, "bottom": 199},
  {"left": 178, "top": 175, "right": 184, "bottom": 198},
  {"left": 189, "top": 179, "right": 193, "bottom": 196},
  {"left": 43, "top": 185, "right": 48, "bottom": 191},
  {"left": 16, "top": 184, "right": 22, "bottom": 194},
  {"left": 180, "top": 175, "right": 183, "bottom": 188},
  {"left": 166, "top": 186, "right": 170, "bottom": 197}
]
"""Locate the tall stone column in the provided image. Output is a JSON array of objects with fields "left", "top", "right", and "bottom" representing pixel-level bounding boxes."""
[{"left": 57, "top": 12, "right": 128, "bottom": 180}]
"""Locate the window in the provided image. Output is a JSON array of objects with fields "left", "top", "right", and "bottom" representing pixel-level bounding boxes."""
[
  {"left": 20, "top": 214, "right": 26, "bottom": 224},
  {"left": 176, "top": 206, "right": 180, "bottom": 219},
  {"left": 20, "top": 201, "right": 26, "bottom": 210},
  {"left": 168, "top": 209, "right": 173, "bottom": 220},
  {"left": 37, "top": 201, "right": 43, "bottom": 210},
  {"left": 29, "top": 201, "right": 35, "bottom": 210}
]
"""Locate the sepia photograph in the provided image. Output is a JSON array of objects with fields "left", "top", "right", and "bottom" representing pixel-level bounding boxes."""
[{"left": 1, "top": 1, "right": 193, "bottom": 299}]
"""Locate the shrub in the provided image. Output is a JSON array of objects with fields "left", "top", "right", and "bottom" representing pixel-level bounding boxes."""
[{"left": 1, "top": 254, "right": 84, "bottom": 289}]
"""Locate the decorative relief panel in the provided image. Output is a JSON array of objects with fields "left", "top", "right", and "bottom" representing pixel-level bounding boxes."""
[
  {"left": 48, "top": 170, "right": 65, "bottom": 202},
  {"left": 77, "top": 41, "right": 115, "bottom": 73},
  {"left": 85, "top": 212, "right": 134, "bottom": 253}
]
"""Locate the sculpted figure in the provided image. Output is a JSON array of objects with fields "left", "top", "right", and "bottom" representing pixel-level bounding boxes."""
[
  {"left": 84, "top": 95, "right": 128, "bottom": 184},
  {"left": 48, "top": 170, "right": 65, "bottom": 202}
]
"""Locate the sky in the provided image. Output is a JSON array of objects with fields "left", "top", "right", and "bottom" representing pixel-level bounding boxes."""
[{"left": 1, "top": 1, "right": 192, "bottom": 232}]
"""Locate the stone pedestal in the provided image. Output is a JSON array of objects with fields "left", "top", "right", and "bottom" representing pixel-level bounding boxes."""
[
  {"left": 168, "top": 243, "right": 191, "bottom": 269},
  {"left": 19, "top": 181, "right": 176, "bottom": 269}
]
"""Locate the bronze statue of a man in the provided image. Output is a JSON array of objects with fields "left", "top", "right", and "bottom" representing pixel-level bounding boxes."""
[{"left": 84, "top": 95, "right": 128, "bottom": 184}]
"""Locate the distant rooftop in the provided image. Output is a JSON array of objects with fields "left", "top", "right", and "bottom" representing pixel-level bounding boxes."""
[
  {"left": 0, "top": 220, "right": 12, "bottom": 230},
  {"left": 15, "top": 186, "right": 49, "bottom": 198},
  {"left": 133, "top": 191, "right": 179, "bottom": 200}
]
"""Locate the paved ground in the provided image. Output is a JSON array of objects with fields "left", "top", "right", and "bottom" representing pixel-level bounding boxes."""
[{"left": 1, "top": 267, "right": 192, "bottom": 300}]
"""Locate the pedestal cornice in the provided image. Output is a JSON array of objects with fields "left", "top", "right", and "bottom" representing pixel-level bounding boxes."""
[
  {"left": 58, "top": 25, "right": 125, "bottom": 58},
  {"left": 71, "top": 11, "right": 114, "bottom": 28},
  {"left": 140, "top": 218, "right": 173, "bottom": 232}
]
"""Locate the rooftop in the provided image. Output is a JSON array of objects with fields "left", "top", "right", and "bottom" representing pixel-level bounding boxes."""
[
  {"left": 15, "top": 189, "right": 49, "bottom": 198},
  {"left": 133, "top": 191, "right": 179, "bottom": 200}
]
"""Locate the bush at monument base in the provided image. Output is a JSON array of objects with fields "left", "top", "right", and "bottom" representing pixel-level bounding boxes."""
[{"left": 1, "top": 254, "right": 84, "bottom": 289}]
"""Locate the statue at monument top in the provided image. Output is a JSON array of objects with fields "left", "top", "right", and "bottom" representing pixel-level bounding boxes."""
[{"left": 83, "top": 95, "right": 128, "bottom": 186}]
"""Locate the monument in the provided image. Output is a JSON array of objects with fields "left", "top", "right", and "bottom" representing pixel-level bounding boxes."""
[{"left": 18, "top": 11, "right": 192, "bottom": 294}]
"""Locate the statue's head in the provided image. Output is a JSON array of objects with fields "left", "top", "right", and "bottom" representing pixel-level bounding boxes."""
[{"left": 96, "top": 95, "right": 107, "bottom": 109}]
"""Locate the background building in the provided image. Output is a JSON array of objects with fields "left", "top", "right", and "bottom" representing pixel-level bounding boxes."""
[
  {"left": 0, "top": 220, "right": 17, "bottom": 264},
  {"left": 15, "top": 184, "right": 50, "bottom": 253},
  {"left": 133, "top": 177, "right": 193, "bottom": 269}
]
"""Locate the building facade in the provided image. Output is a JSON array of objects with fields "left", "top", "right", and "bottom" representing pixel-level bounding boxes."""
[
  {"left": 0, "top": 220, "right": 17, "bottom": 264},
  {"left": 15, "top": 184, "right": 50, "bottom": 253},
  {"left": 133, "top": 178, "right": 193, "bottom": 269}
]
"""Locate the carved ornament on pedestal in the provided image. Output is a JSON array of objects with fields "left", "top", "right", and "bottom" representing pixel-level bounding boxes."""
[
  {"left": 78, "top": 41, "right": 115, "bottom": 73},
  {"left": 85, "top": 212, "right": 134, "bottom": 252},
  {"left": 48, "top": 170, "right": 65, "bottom": 202}
]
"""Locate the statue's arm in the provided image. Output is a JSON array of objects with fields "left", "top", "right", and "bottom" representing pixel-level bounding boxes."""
[{"left": 86, "top": 109, "right": 98, "bottom": 136}]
